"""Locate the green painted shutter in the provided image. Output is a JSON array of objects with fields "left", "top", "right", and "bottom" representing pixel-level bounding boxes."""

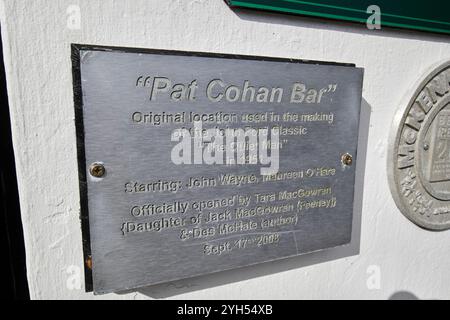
[{"left": 227, "top": 0, "right": 450, "bottom": 35}]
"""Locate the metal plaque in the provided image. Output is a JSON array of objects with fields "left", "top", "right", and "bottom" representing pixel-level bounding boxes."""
[
  {"left": 72, "top": 45, "right": 364, "bottom": 294},
  {"left": 388, "top": 60, "right": 450, "bottom": 231}
]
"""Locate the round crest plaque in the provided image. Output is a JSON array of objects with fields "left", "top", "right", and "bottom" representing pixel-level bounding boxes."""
[{"left": 388, "top": 60, "right": 450, "bottom": 230}]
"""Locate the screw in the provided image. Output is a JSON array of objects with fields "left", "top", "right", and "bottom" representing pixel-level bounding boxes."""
[
  {"left": 423, "top": 143, "right": 429, "bottom": 151},
  {"left": 89, "top": 162, "right": 105, "bottom": 178},
  {"left": 85, "top": 255, "right": 92, "bottom": 270},
  {"left": 341, "top": 153, "right": 353, "bottom": 166}
]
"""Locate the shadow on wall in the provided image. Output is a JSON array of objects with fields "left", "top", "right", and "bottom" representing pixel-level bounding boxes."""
[
  {"left": 113, "top": 99, "right": 372, "bottom": 299},
  {"left": 389, "top": 291, "right": 419, "bottom": 300},
  {"left": 230, "top": 7, "right": 450, "bottom": 44}
]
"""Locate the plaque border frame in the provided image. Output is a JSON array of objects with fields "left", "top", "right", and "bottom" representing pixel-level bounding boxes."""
[{"left": 71, "top": 43, "right": 357, "bottom": 292}]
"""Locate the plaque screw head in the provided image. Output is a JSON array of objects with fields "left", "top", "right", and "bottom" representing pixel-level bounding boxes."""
[
  {"left": 423, "top": 143, "right": 429, "bottom": 151},
  {"left": 89, "top": 163, "right": 105, "bottom": 178},
  {"left": 341, "top": 153, "right": 353, "bottom": 166},
  {"left": 85, "top": 255, "right": 92, "bottom": 270}
]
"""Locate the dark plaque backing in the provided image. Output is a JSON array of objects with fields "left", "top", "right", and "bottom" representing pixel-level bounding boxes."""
[{"left": 72, "top": 44, "right": 364, "bottom": 294}]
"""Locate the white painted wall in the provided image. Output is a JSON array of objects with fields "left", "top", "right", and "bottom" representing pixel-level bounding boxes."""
[{"left": 1, "top": 0, "right": 449, "bottom": 300}]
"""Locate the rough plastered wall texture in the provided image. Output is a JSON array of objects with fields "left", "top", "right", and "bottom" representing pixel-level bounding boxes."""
[{"left": 1, "top": 0, "right": 449, "bottom": 300}]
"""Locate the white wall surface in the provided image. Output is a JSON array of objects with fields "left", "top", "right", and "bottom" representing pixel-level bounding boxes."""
[{"left": 1, "top": 0, "right": 449, "bottom": 300}]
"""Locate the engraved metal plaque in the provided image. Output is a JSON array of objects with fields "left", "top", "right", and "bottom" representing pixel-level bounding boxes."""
[
  {"left": 388, "top": 60, "right": 450, "bottom": 230},
  {"left": 72, "top": 45, "right": 364, "bottom": 294}
]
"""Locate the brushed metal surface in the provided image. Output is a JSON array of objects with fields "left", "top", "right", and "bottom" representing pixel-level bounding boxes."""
[{"left": 73, "top": 45, "right": 364, "bottom": 294}]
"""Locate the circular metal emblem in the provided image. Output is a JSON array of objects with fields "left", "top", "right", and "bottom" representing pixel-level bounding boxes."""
[{"left": 388, "top": 60, "right": 450, "bottom": 230}]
